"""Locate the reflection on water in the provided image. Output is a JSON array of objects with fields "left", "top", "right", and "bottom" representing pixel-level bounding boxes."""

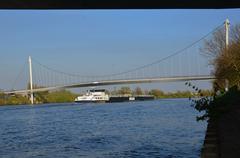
[{"left": 0, "top": 99, "right": 207, "bottom": 158}]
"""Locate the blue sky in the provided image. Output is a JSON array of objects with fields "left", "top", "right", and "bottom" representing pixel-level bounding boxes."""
[{"left": 0, "top": 9, "right": 240, "bottom": 92}]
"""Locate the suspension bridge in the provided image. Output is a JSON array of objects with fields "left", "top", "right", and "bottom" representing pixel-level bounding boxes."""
[{"left": 2, "top": 19, "right": 230, "bottom": 104}]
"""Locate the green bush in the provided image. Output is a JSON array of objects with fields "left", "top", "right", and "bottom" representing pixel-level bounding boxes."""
[{"left": 191, "top": 85, "right": 240, "bottom": 121}]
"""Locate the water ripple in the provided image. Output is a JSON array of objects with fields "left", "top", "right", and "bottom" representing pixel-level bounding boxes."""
[{"left": 0, "top": 99, "right": 206, "bottom": 158}]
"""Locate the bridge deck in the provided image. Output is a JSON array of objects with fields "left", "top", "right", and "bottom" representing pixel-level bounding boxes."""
[{"left": 4, "top": 75, "right": 215, "bottom": 94}]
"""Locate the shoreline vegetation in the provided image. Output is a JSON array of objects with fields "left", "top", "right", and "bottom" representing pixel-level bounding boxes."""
[
  {"left": 193, "top": 22, "right": 240, "bottom": 157},
  {"left": 190, "top": 23, "right": 240, "bottom": 122},
  {"left": 0, "top": 86, "right": 212, "bottom": 106}
]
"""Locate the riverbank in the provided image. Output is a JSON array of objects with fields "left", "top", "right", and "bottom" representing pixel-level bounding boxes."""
[
  {"left": 218, "top": 103, "right": 240, "bottom": 157},
  {"left": 201, "top": 101, "right": 240, "bottom": 157},
  {"left": 1, "top": 87, "right": 212, "bottom": 106}
]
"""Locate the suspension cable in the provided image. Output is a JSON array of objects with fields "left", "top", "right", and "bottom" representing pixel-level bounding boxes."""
[
  {"left": 31, "top": 23, "right": 223, "bottom": 78},
  {"left": 11, "top": 61, "right": 28, "bottom": 90}
]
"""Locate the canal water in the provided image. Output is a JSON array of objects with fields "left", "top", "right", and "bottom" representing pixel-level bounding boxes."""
[{"left": 0, "top": 99, "right": 207, "bottom": 158}]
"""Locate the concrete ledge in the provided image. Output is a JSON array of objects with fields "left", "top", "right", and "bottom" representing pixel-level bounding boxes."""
[
  {"left": 201, "top": 121, "right": 219, "bottom": 158},
  {"left": 201, "top": 152, "right": 218, "bottom": 158}
]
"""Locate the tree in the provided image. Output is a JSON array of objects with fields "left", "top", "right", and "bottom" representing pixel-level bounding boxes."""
[
  {"left": 201, "top": 28, "right": 226, "bottom": 62},
  {"left": 117, "top": 86, "right": 132, "bottom": 95},
  {"left": 133, "top": 87, "right": 143, "bottom": 95},
  {"left": 201, "top": 24, "right": 240, "bottom": 89},
  {"left": 0, "top": 93, "right": 30, "bottom": 105},
  {"left": 44, "top": 90, "right": 77, "bottom": 103},
  {"left": 191, "top": 23, "right": 240, "bottom": 121},
  {"left": 214, "top": 41, "right": 240, "bottom": 88},
  {"left": 144, "top": 89, "right": 149, "bottom": 95},
  {"left": 149, "top": 89, "right": 164, "bottom": 98}
]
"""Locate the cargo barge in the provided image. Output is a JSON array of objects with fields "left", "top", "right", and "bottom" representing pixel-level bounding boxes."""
[
  {"left": 75, "top": 89, "right": 154, "bottom": 103},
  {"left": 107, "top": 95, "right": 154, "bottom": 103}
]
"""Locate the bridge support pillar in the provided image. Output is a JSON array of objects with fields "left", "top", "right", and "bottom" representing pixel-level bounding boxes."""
[
  {"left": 225, "top": 19, "right": 230, "bottom": 49},
  {"left": 29, "top": 56, "right": 34, "bottom": 104}
]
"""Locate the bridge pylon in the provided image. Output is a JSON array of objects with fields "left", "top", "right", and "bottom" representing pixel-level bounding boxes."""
[
  {"left": 225, "top": 18, "right": 230, "bottom": 49},
  {"left": 28, "top": 56, "right": 34, "bottom": 104}
]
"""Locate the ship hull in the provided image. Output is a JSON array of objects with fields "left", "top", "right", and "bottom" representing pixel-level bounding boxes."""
[{"left": 75, "top": 100, "right": 107, "bottom": 103}]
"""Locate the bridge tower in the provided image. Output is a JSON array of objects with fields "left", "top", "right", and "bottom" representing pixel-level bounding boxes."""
[
  {"left": 28, "top": 56, "right": 34, "bottom": 104},
  {"left": 225, "top": 18, "right": 230, "bottom": 48},
  {"left": 224, "top": 19, "right": 230, "bottom": 92}
]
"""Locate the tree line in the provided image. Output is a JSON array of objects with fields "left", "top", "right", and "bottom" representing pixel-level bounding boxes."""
[
  {"left": 0, "top": 86, "right": 212, "bottom": 105},
  {"left": 107, "top": 86, "right": 211, "bottom": 98},
  {"left": 0, "top": 90, "right": 77, "bottom": 105}
]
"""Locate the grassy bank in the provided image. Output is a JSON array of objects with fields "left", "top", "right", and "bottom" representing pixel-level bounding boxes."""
[{"left": 0, "top": 90, "right": 77, "bottom": 105}]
